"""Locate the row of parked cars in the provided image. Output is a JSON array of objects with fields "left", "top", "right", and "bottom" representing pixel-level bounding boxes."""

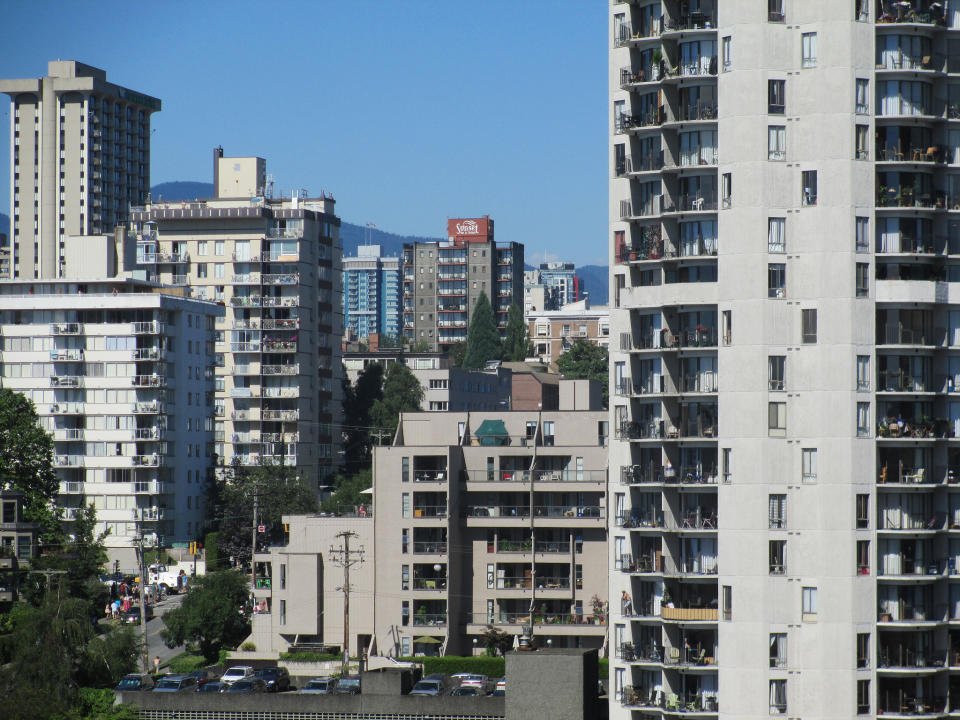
[{"left": 117, "top": 667, "right": 505, "bottom": 698}]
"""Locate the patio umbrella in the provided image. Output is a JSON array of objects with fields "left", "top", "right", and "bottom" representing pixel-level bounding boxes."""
[{"left": 414, "top": 636, "right": 442, "bottom": 644}]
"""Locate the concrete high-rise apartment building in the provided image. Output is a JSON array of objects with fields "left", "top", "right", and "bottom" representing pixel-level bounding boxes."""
[
  {"left": 609, "top": 2, "right": 960, "bottom": 718},
  {"left": 402, "top": 216, "right": 524, "bottom": 350},
  {"left": 0, "top": 61, "right": 160, "bottom": 279},
  {"left": 129, "top": 152, "right": 342, "bottom": 484},
  {"left": 0, "top": 278, "right": 220, "bottom": 567},
  {"left": 342, "top": 244, "right": 401, "bottom": 339}
]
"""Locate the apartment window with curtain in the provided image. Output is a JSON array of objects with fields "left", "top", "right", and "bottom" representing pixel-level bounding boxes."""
[
  {"left": 723, "top": 585, "right": 732, "bottom": 620},
  {"left": 722, "top": 447, "right": 732, "bottom": 483},
  {"left": 769, "top": 679, "right": 787, "bottom": 714},
  {"left": 768, "top": 263, "right": 786, "bottom": 298},
  {"left": 769, "top": 494, "right": 787, "bottom": 528},
  {"left": 768, "top": 126, "right": 786, "bottom": 160},
  {"left": 802, "top": 448, "right": 817, "bottom": 483},
  {"left": 856, "top": 78, "right": 870, "bottom": 113},
  {"left": 768, "top": 0, "right": 785, "bottom": 22},
  {"left": 856, "top": 263, "right": 870, "bottom": 297},
  {"left": 770, "top": 633, "right": 787, "bottom": 668},
  {"left": 722, "top": 36, "right": 732, "bottom": 70},
  {"left": 857, "top": 355, "right": 871, "bottom": 391},
  {"left": 856, "top": 493, "right": 870, "bottom": 528},
  {"left": 769, "top": 355, "right": 786, "bottom": 390},
  {"left": 722, "top": 173, "right": 732, "bottom": 207},
  {"left": 856, "top": 0, "right": 870, "bottom": 21},
  {"left": 802, "top": 586, "right": 818, "bottom": 619},
  {"left": 856, "top": 125, "right": 870, "bottom": 159},
  {"left": 802, "top": 170, "right": 817, "bottom": 205},
  {"left": 768, "top": 79, "right": 785, "bottom": 114},
  {"left": 856, "top": 217, "right": 869, "bottom": 252},
  {"left": 802, "top": 309, "right": 817, "bottom": 343},
  {"left": 857, "top": 633, "right": 870, "bottom": 668},
  {"left": 857, "top": 680, "right": 870, "bottom": 714},
  {"left": 802, "top": 32, "right": 817, "bottom": 67},
  {"left": 769, "top": 401, "right": 787, "bottom": 437},
  {"left": 768, "top": 217, "right": 786, "bottom": 253},
  {"left": 857, "top": 540, "right": 870, "bottom": 574},
  {"left": 769, "top": 540, "right": 786, "bottom": 574},
  {"left": 857, "top": 402, "right": 871, "bottom": 437}
]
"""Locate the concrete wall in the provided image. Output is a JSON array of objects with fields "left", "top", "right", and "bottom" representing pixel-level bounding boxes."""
[{"left": 506, "top": 648, "right": 601, "bottom": 720}]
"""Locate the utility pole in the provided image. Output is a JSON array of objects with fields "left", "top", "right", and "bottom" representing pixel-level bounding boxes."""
[
  {"left": 329, "top": 531, "right": 364, "bottom": 675},
  {"left": 251, "top": 493, "right": 259, "bottom": 589},
  {"left": 136, "top": 529, "right": 149, "bottom": 674}
]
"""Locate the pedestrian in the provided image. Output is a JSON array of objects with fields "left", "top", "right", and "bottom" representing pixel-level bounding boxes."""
[
  {"left": 621, "top": 590, "right": 633, "bottom": 616},
  {"left": 104, "top": 603, "right": 112, "bottom": 619},
  {"left": 112, "top": 599, "right": 121, "bottom": 618},
  {"left": 153, "top": 655, "right": 160, "bottom": 674}
]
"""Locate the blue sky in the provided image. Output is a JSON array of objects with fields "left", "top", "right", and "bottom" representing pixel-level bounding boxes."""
[{"left": 0, "top": 1, "right": 608, "bottom": 266}]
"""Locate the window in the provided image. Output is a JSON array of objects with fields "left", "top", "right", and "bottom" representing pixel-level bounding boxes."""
[
  {"left": 722, "top": 447, "right": 732, "bottom": 483},
  {"left": 768, "top": 263, "right": 786, "bottom": 298},
  {"left": 768, "top": 126, "right": 786, "bottom": 161},
  {"left": 768, "top": 79, "right": 785, "bottom": 114},
  {"left": 802, "top": 586, "right": 818, "bottom": 619},
  {"left": 857, "top": 355, "right": 870, "bottom": 391},
  {"left": 401, "top": 492, "right": 410, "bottom": 518},
  {"left": 769, "top": 355, "right": 786, "bottom": 390},
  {"left": 196, "top": 263, "right": 207, "bottom": 279},
  {"left": 802, "top": 448, "right": 818, "bottom": 483},
  {"left": 769, "top": 679, "right": 787, "bottom": 714},
  {"left": 214, "top": 263, "right": 224, "bottom": 279},
  {"left": 769, "top": 0, "right": 785, "bottom": 21},
  {"left": 769, "top": 402, "right": 786, "bottom": 437},
  {"left": 768, "top": 218, "right": 785, "bottom": 253},
  {"left": 279, "top": 599, "right": 286, "bottom": 625},
  {"left": 402, "top": 457, "right": 409, "bottom": 482},
  {"left": 856, "top": 78, "right": 869, "bottom": 113},
  {"left": 769, "top": 494, "right": 787, "bottom": 528},
  {"left": 802, "top": 32, "right": 817, "bottom": 67},
  {"left": 770, "top": 633, "right": 787, "bottom": 668},
  {"left": 856, "top": 493, "right": 869, "bottom": 528},
  {"left": 722, "top": 310, "right": 732, "bottom": 344},
  {"left": 802, "top": 309, "right": 817, "bottom": 343},
  {"left": 401, "top": 565, "right": 409, "bottom": 591},
  {"left": 401, "top": 600, "right": 409, "bottom": 626},
  {"left": 856, "top": 125, "right": 869, "bottom": 159},
  {"left": 769, "top": 540, "right": 786, "bottom": 574},
  {"left": 856, "top": 263, "right": 869, "bottom": 298},
  {"left": 214, "top": 240, "right": 224, "bottom": 256},
  {"left": 197, "top": 241, "right": 208, "bottom": 256},
  {"left": 857, "top": 402, "right": 870, "bottom": 437},
  {"left": 857, "top": 540, "right": 870, "bottom": 575},
  {"left": 857, "top": 680, "right": 870, "bottom": 715},
  {"left": 856, "top": 0, "right": 870, "bottom": 22},
  {"left": 802, "top": 170, "right": 817, "bottom": 205},
  {"left": 857, "top": 633, "right": 870, "bottom": 668},
  {"left": 722, "top": 585, "right": 732, "bottom": 620},
  {"left": 722, "top": 172, "right": 732, "bottom": 207},
  {"left": 855, "top": 217, "right": 869, "bottom": 252},
  {"left": 722, "top": 35, "right": 732, "bottom": 70}
]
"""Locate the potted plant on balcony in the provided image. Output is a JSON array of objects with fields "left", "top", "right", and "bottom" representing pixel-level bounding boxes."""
[{"left": 590, "top": 594, "right": 606, "bottom": 625}]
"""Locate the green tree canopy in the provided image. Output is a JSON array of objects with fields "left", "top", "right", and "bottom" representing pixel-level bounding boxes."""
[
  {"left": 370, "top": 362, "right": 424, "bottom": 440},
  {"left": 160, "top": 569, "right": 251, "bottom": 663},
  {"left": 320, "top": 468, "right": 371, "bottom": 515},
  {"left": 464, "top": 292, "right": 501, "bottom": 369},
  {"left": 342, "top": 363, "right": 384, "bottom": 474},
  {"left": 556, "top": 338, "right": 610, "bottom": 407},
  {"left": 448, "top": 341, "right": 467, "bottom": 368},
  {"left": 209, "top": 465, "right": 318, "bottom": 569},
  {"left": 31, "top": 501, "right": 111, "bottom": 606},
  {"left": 502, "top": 303, "right": 529, "bottom": 362},
  {"left": 0, "top": 389, "right": 59, "bottom": 541}
]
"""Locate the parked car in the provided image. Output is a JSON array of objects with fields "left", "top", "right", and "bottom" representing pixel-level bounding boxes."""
[
  {"left": 153, "top": 675, "right": 198, "bottom": 692},
  {"left": 115, "top": 674, "right": 155, "bottom": 692},
  {"left": 198, "top": 681, "right": 226, "bottom": 693},
  {"left": 492, "top": 678, "right": 506, "bottom": 697},
  {"left": 122, "top": 605, "right": 154, "bottom": 624},
  {"left": 410, "top": 675, "right": 450, "bottom": 697},
  {"left": 451, "top": 686, "right": 482, "bottom": 696},
  {"left": 301, "top": 677, "right": 337, "bottom": 695},
  {"left": 453, "top": 673, "right": 491, "bottom": 693},
  {"left": 226, "top": 678, "right": 267, "bottom": 694},
  {"left": 255, "top": 666, "right": 290, "bottom": 692},
  {"left": 220, "top": 666, "right": 255, "bottom": 685},
  {"left": 333, "top": 675, "right": 361, "bottom": 694},
  {"left": 186, "top": 669, "right": 215, "bottom": 687}
]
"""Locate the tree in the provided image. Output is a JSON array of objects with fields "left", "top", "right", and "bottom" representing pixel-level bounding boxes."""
[
  {"left": 556, "top": 338, "right": 610, "bottom": 407},
  {"left": 342, "top": 363, "right": 384, "bottom": 474},
  {"left": 463, "top": 292, "right": 501, "bottom": 368},
  {"left": 480, "top": 624, "right": 514, "bottom": 657},
  {"left": 448, "top": 341, "right": 467, "bottom": 368},
  {"left": 160, "top": 570, "right": 251, "bottom": 663},
  {"left": 320, "top": 469, "right": 371, "bottom": 515},
  {"left": 502, "top": 303, "right": 529, "bottom": 362},
  {"left": 209, "top": 465, "right": 318, "bottom": 568},
  {"left": 0, "top": 389, "right": 60, "bottom": 541},
  {"left": 369, "top": 362, "right": 424, "bottom": 439}
]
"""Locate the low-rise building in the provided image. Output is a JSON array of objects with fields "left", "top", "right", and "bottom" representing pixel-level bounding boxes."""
[
  {"left": 526, "top": 300, "right": 609, "bottom": 365},
  {"left": 0, "top": 490, "right": 40, "bottom": 563},
  {"left": 0, "top": 277, "right": 222, "bottom": 567}
]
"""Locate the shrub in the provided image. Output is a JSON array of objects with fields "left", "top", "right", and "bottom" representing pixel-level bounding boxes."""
[
  {"left": 279, "top": 651, "right": 341, "bottom": 662},
  {"left": 599, "top": 657, "right": 609, "bottom": 679},
  {"left": 240, "top": 642, "right": 257, "bottom": 652},
  {"left": 166, "top": 650, "right": 207, "bottom": 674}
]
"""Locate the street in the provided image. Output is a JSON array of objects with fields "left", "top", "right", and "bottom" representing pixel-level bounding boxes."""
[{"left": 140, "top": 591, "right": 186, "bottom": 668}]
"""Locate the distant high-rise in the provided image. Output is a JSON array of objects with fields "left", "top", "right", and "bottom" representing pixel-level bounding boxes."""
[
  {"left": 402, "top": 216, "right": 524, "bottom": 350},
  {"left": 539, "top": 261, "right": 581, "bottom": 307},
  {"left": 342, "top": 245, "right": 401, "bottom": 339},
  {"left": 0, "top": 61, "right": 160, "bottom": 279}
]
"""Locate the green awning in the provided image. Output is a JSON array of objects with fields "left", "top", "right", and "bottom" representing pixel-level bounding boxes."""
[{"left": 475, "top": 419, "right": 509, "bottom": 446}]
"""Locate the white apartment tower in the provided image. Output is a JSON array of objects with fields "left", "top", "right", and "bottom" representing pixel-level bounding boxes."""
[
  {"left": 129, "top": 154, "right": 342, "bottom": 484},
  {"left": 610, "top": 1, "right": 960, "bottom": 718},
  {"left": 0, "top": 61, "right": 160, "bottom": 279}
]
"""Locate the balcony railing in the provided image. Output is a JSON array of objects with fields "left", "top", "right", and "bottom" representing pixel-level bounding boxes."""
[{"left": 412, "top": 542, "right": 447, "bottom": 554}]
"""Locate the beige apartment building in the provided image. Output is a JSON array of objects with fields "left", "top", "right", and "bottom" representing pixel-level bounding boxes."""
[
  {"left": 0, "top": 61, "right": 159, "bottom": 279},
  {"left": 610, "top": 1, "right": 960, "bottom": 719},
  {"left": 248, "top": 380, "right": 609, "bottom": 659},
  {"left": 128, "top": 153, "right": 342, "bottom": 483},
  {"left": 527, "top": 299, "right": 610, "bottom": 364}
]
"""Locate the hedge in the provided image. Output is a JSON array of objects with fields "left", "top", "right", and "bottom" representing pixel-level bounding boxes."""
[
  {"left": 279, "top": 651, "right": 342, "bottom": 663},
  {"left": 166, "top": 650, "right": 208, "bottom": 674},
  {"left": 398, "top": 656, "right": 505, "bottom": 678}
]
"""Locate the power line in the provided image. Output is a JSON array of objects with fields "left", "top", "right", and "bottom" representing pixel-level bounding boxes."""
[{"left": 328, "top": 531, "right": 364, "bottom": 674}]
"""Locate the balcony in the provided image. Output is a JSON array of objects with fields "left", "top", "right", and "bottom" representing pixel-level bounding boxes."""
[
  {"left": 411, "top": 613, "right": 447, "bottom": 627},
  {"left": 131, "top": 321, "right": 164, "bottom": 335},
  {"left": 49, "top": 349, "right": 82, "bottom": 361},
  {"left": 616, "top": 107, "right": 665, "bottom": 134},
  {"left": 48, "top": 402, "right": 83, "bottom": 415},
  {"left": 131, "top": 347, "right": 163, "bottom": 360},
  {"left": 262, "top": 273, "right": 299, "bottom": 285},
  {"left": 133, "top": 481, "right": 166, "bottom": 495},
  {"left": 412, "top": 541, "right": 448, "bottom": 554},
  {"left": 132, "top": 454, "right": 160, "bottom": 467},
  {"left": 877, "top": 3, "right": 947, "bottom": 26},
  {"left": 261, "top": 364, "right": 299, "bottom": 375},
  {"left": 412, "top": 505, "right": 447, "bottom": 519},
  {"left": 261, "top": 296, "right": 300, "bottom": 308},
  {"left": 51, "top": 376, "right": 82, "bottom": 388},
  {"left": 663, "top": 193, "right": 718, "bottom": 214},
  {"left": 139, "top": 252, "right": 189, "bottom": 264},
  {"left": 262, "top": 410, "right": 298, "bottom": 421},
  {"left": 261, "top": 318, "right": 299, "bottom": 330},
  {"left": 132, "top": 375, "right": 165, "bottom": 388},
  {"left": 134, "top": 427, "right": 161, "bottom": 440},
  {"left": 54, "top": 455, "right": 83, "bottom": 467},
  {"left": 50, "top": 323, "right": 82, "bottom": 335},
  {"left": 230, "top": 296, "right": 263, "bottom": 307},
  {"left": 132, "top": 401, "right": 162, "bottom": 414}
]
